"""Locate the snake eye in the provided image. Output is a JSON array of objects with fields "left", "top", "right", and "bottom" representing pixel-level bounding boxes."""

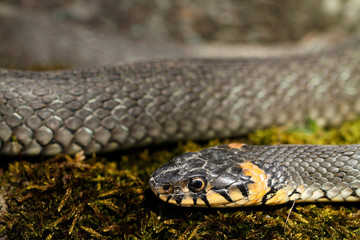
[{"left": 188, "top": 177, "right": 206, "bottom": 192}]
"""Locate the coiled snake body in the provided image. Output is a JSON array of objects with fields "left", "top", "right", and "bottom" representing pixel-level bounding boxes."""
[{"left": 1, "top": 33, "right": 360, "bottom": 206}]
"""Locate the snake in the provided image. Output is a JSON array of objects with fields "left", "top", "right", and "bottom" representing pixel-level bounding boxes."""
[
  {"left": 1, "top": 32, "right": 360, "bottom": 207},
  {"left": 149, "top": 143, "right": 360, "bottom": 207}
]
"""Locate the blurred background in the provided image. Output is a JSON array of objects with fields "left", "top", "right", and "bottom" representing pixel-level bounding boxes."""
[{"left": 0, "top": 0, "right": 359, "bottom": 69}]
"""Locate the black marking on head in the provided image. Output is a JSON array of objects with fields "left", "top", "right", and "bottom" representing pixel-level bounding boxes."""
[
  {"left": 215, "top": 189, "right": 233, "bottom": 203},
  {"left": 200, "top": 194, "right": 211, "bottom": 208},
  {"left": 166, "top": 196, "right": 171, "bottom": 203},
  {"left": 236, "top": 184, "right": 249, "bottom": 198},
  {"left": 193, "top": 197, "right": 197, "bottom": 205},
  {"left": 174, "top": 195, "right": 184, "bottom": 205}
]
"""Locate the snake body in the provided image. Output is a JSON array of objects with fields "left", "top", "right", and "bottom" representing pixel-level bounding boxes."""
[{"left": 1, "top": 33, "right": 360, "bottom": 156}]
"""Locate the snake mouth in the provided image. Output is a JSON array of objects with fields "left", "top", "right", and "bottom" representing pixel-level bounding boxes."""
[
  {"left": 150, "top": 176, "right": 248, "bottom": 208},
  {"left": 150, "top": 185, "right": 246, "bottom": 208}
]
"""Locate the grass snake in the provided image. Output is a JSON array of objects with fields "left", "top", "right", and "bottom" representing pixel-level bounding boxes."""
[
  {"left": 150, "top": 143, "right": 360, "bottom": 207},
  {"left": 1, "top": 32, "right": 360, "bottom": 207}
]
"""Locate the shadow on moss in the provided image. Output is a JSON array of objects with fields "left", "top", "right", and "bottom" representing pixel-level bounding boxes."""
[{"left": 1, "top": 120, "right": 360, "bottom": 239}]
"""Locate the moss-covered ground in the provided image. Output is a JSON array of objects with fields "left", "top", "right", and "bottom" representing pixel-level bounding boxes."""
[{"left": 1, "top": 119, "right": 360, "bottom": 239}]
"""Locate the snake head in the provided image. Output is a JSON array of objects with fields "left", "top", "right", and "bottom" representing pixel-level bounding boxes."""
[{"left": 149, "top": 144, "right": 271, "bottom": 207}]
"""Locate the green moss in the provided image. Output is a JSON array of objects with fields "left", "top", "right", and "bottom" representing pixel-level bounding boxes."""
[
  {"left": 249, "top": 118, "right": 360, "bottom": 145},
  {"left": 0, "top": 153, "right": 146, "bottom": 239},
  {"left": 1, "top": 120, "right": 360, "bottom": 239}
]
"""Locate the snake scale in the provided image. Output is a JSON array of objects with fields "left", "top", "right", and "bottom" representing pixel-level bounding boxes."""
[{"left": 1, "top": 32, "right": 360, "bottom": 207}]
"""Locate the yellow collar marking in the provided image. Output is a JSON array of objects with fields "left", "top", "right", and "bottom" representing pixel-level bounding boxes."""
[{"left": 239, "top": 161, "right": 270, "bottom": 206}]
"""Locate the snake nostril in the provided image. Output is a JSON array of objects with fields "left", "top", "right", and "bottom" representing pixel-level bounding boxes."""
[{"left": 161, "top": 184, "right": 174, "bottom": 194}]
